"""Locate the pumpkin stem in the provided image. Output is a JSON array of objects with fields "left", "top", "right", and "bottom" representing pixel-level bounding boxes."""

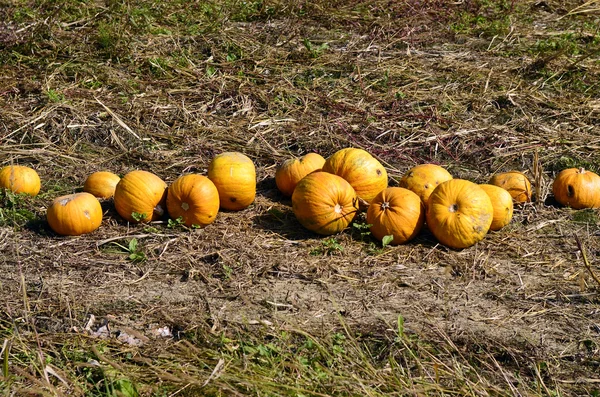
[
  {"left": 579, "top": 167, "right": 586, "bottom": 174},
  {"left": 357, "top": 197, "right": 370, "bottom": 211},
  {"left": 449, "top": 203, "right": 459, "bottom": 213},
  {"left": 381, "top": 201, "right": 390, "bottom": 210}
]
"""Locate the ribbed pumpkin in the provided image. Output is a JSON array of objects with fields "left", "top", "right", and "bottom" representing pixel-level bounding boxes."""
[
  {"left": 552, "top": 167, "right": 600, "bottom": 209},
  {"left": 322, "top": 148, "right": 387, "bottom": 203},
  {"left": 399, "top": 164, "right": 453, "bottom": 206},
  {"left": 292, "top": 171, "right": 358, "bottom": 235},
  {"left": 83, "top": 171, "right": 121, "bottom": 199},
  {"left": 489, "top": 171, "right": 532, "bottom": 203},
  {"left": 366, "top": 187, "right": 425, "bottom": 245},
  {"left": 208, "top": 152, "right": 256, "bottom": 211},
  {"left": 47, "top": 192, "right": 102, "bottom": 236},
  {"left": 479, "top": 184, "right": 514, "bottom": 231},
  {"left": 275, "top": 153, "right": 326, "bottom": 197},
  {"left": 114, "top": 170, "right": 167, "bottom": 223},
  {"left": 0, "top": 165, "right": 41, "bottom": 196},
  {"left": 167, "top": 174, "right": 220, "bottom": 227},
  {"left": 426, "top": 179, "right": 493, "bottom": 249}
]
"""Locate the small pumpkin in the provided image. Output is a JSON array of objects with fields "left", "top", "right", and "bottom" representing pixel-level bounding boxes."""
[
  {"left": 489, "top": 171, "right": 532, "bottom": 203},
  {"left": 479, "top": 184, "right": 514, "bottom": 231},
  {"left": 83, "top": 171, "right": 121, "bottom": 199},
  {"left": 0, "top": 165, "right": 41, "bottom": 196},
  {"left": 114, "top": 170, "right": 167, "bottom": 223},
  {"left": 275, "top": 153, "right": 326, "bottom": 197},
  {"left": 426, "top": 179, "right": 493, "bottom": 249},
  {"left": 366, "top": 187, "right": 425, "bottom": 245},
  {"left": 47, "top": 192, "right": 102, "bottom": 236},
  {"left": 552, "top": 167, "right": 600, "bottom": 209},
  {"left": 167, "top": 174, "right": 220, "bottom": 227},
  {"left": 399, "top": 164, "right": 453, "bottom": 205},
  {"left": 322, "top": 148, "right": 387, "bottom": 203},
  {"left": 208, "top": 152, "right": 256, "bottom": 211},
  {"left": 292, "top": 171, "right": 358, "bottom": 235}
]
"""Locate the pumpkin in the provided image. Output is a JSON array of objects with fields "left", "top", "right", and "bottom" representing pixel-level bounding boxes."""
[
  {"left": 114, "top": 170, "right": 167, "bottom": 223},
  {"left": 0, "top": 165, "right": 41, "bottom": 196},
  {"left": 83, "top": 171, "right": 121, "bottom": 199},
  {"left": 489, "top": 171, "right": 532, "bottom": 203},
  {"left": 479, "top": 184, "right": 514, "bottom": 231},
  {"left": 46, "top": 192, "right": 102, "bottom": 236},
  {"left": 292, "top": 171, "right": 359, "bottom": 235},
  {"left": 399, "top": 164, "right": 453, "bottom": 205},
  {"left": 426, "top": 179, "right": 493, "bottom": 249},
  {"left": 208, "top": 152, "right": 256, "bottom": 211},
  {"left": 366, "top": 187, "right": 425, "bottom": 245},
  {"left": 322, "top": 148, "right": 387, "bottom": 203},
  {"left": 167, "top": 174, "right": 220, "bottom": 227},
  {"left": 552, "top": 167, "right": 600, "bottom": 209},
  {"left": 275, "top": 153, "right": 326, "bottom": 197}
]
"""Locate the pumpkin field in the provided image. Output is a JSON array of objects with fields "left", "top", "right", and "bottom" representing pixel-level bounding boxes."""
[{"left": 2, "top": 0, "right": 600, "bottom": 395}]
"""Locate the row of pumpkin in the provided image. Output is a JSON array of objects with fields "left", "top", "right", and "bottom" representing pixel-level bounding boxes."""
[{"left": 1, "top": 148, "right": 599, "bottom": 249}]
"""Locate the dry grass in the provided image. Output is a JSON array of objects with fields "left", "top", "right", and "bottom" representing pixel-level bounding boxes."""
[{"left": 1, "top": 0, "right": 600, "bottom": 395}]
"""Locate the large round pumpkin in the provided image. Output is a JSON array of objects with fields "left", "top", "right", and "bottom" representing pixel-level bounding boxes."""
[
  {"left": 114, "top": 170, "right": 167, "bottom": 223},
  {"left": 292, "top": 171, "right": 359, "bottom": 235},
  {"left": 167, "top": 174, "right": 220, "bottom": 227},
  {"left": 366, "top": 187, "right": 425, "bottom": 245},
  {"left": 479, "top": 184, "right": 514, "bottom": 231},
  {"left": 489, "top": 171, "right": 532, "bottom": 203},
  {"left": 399, "top": 164, "right": 453, "bottom": 206},
  {"left": 426, "top": 179, "right": 493, "bottom": 249},
  {"left": 208, "top": 152, "right": 256, "bottom": 211},
  {"left": 47, "top": 192, "right": 102, "bottom": 236},
  {"left": 0, "top": 165, "right": 41, "bottom": 196},
  {"left": 552, "top": 167, "right": 600, "bottom": 209},
  {"left": 322, "top": 148, "right": 387, "bottom": 203},
  {"left": 275, "top": 153, "right": 326, "bottom": 197},
  {"left": 83, "top": 171, "right": 121, "bottom": 199}
]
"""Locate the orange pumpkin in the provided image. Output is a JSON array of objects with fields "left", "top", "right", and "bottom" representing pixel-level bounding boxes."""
[
  {"left": 275, "top": 153, "right": 326, "bottom": 197},
  {"left": 322, "top": 148, "right": 387, "bottom": 203},
  {"left": 489, "top": 171, "right": 532, "bottom": 203},
  {"left": 0, "top": 165, "right": 41, "bottom": 196},
  {"left": 399, "top": 164, "right": 453, "bottom": 205},
  {"left": 47, "top": 192, "right": 102, "bottom": 236},
  {"left": 83, "top": 171, "right": 121, "bottom": 199},
  {"left": 114, "top": 170, "right": 167, "bottom": 223},
  {"left": 292, "top": 171, "right": 358, "bottom": 235},
  {"left": 366, "top": 187, "right": 425, "bottom": 245},
  {"left": 167, "top": 174, "right": 220, "bottom": 227},
  {"left": 479, "top": 184, "right": 514, "bottom": 231},
  {"left": 208, "top": 152, "right": 256, "bottom": 211},
  {"left": 552, "top": 167, "right": 600, "bottom": 209},
  {"left": 426, "top": 179, "right": 493, "bottom": 249}
]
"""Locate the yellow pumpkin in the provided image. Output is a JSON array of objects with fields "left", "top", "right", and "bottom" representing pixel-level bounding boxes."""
[
  {"left": 426, "top": 179, "right": 493, "bottom": 249},
  {"left": 114, "top": 170, "right": 167, "bottom": 223},
  {"left": 399, "top": 164, "right": 453, "bottom": 205},
  {"left": 292, "top": 171, "right": 358, "bottom": 235},
  {"left": 47, "top": 192, "right": 102, "bottom": 236},
  {"left": 83, "top": 171, "right": 121, "bottom": 199},
  {"left": 479, "top": 184, "right": 514, "bottom": 231},
  {"left": 489, "top": 171, "right": 532, "bottom": 203},
  {"left": 552, "top": 167, "right": 600, "bottom": 209},
  {"left": 208, "top": 152, "right": 256, "bottom": 211},
  {"left": 275, "top": 153, "right": 326, "bottom": 197},
  {"left": 0, "top": 165, "right": 41, "bottom": 196},
  {"left": 322, "top": 148, "right": 387, "bottom": 203},
  {"left": 366, "top": 187, "right": 425, "bottom": 245},
  {"left": 167, "top": 174, "right": 220, "bottom": 227}
]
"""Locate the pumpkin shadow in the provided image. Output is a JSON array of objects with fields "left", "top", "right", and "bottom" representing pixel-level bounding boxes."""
[{"left": 251, "top": 205, "right": 318, "bottom": 241}]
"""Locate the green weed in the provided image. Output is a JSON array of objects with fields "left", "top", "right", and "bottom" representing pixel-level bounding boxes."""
[{"left": 310, "top": 237, "right": 344, "bottom": 256}]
